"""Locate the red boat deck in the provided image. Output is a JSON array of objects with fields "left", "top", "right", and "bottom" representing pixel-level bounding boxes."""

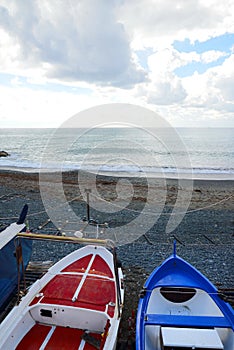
[
  {"left": 16, "top": 252, "right": 116, "bottom": 349},
  {"left": 16, "top": 324, "right": 103, "bottom": 350},
  {"left": 30, "top": 253, "right": 116, "bottom": 317}
]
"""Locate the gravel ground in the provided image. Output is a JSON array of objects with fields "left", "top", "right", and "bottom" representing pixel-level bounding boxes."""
[{"left": 0, "top": 170, "right": 233, "bottom": 345}]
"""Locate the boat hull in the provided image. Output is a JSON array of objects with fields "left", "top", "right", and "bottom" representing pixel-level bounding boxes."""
[
  {"left": 0, "top": 244, "right": 124, "bottom": 350},
  {"left": 0, "top": 213, "right": 32, "bottom": 313},
  {"left": 136, "top": 251, "right": 234, "bottom": 350},
  {"left": 0, "top": 237, "right": 32, "bottom": 310}
]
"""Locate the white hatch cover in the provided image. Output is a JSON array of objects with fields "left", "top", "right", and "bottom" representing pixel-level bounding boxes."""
[{"left": 161, "top": 327, "right": 224, "bottom": 349}]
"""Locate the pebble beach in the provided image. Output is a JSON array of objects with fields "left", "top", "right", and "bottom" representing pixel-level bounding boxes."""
[{"left": 0, "top": 169, "right": 233, "bottom": 344}]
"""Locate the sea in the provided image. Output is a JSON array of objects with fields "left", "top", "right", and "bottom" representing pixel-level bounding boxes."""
[{"left": 0, "top": 127, "right": 233, "bottom": 180}]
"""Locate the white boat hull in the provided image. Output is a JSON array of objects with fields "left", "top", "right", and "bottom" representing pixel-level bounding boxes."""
[{"left": 0, "top": 244, "right": 124, "bottom": 350}]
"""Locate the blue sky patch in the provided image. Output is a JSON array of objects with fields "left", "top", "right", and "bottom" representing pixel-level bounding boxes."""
[
  {"left": 0, "top": 73, "right": 15, "bottom": 87},
  {"left": 0, "top": 73, "right": 92, "bottom": 94},
  {"left": 173, "top": 33, "right": 233, "bottom": 77},
  {"left": 174, "top": 55, "right": 227, "bottom": 77},
  {"left": 136, "top": 48, "right": 154, "bottom": 69},
  {"left": 173, "top": 33, "right": 234, "bottom": 54}
]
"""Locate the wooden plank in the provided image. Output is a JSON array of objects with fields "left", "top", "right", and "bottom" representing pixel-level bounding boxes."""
[{"left": 17, "top": 232, "right": 115, "bottom": 248}]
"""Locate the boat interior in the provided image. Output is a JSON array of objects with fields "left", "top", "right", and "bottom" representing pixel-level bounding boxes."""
[
  {"left": 2, "top": 251, "right": 119, "bottom": 349},
  {"left": 143, "top": 287, "right": 233, "bottom": 350}
]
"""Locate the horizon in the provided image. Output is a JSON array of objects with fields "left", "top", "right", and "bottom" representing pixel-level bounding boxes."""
[{"left": 1, "top": 125, "right": 234, "bottom": 129}]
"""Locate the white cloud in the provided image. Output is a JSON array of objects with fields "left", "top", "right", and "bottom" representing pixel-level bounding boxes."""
[
  {"left": 200, "top": 50, "right": 227, "bottom": 64},
  {"left": 118, "top": 0, "right": 234, "bottom": 49},
  {"left": 0, "top": 85, "right": 101, "bottom": 127},
  {"left": 177, "top": 50, "right": 228, "bottom": 66},
  {"left": 213, "top": 55, "right": 234, "bottom": 100},
  {"left": 140, "top": 49, "right": 187, "bottom": 105},
  {"left": 0, "top": 0, "right": 146, "bottom": 87},
  {"left": 170, "top": 54, "right": 234, "bottom": 127},
  {"left": 147, "top": 78, "right": 187, "bottom": 105},
  {"left": 148, "top": 49, "right": 181, "bottom": 74}
]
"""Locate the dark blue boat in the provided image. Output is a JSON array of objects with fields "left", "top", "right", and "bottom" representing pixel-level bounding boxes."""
[
  {"left": 0, "top": 205, "right": 32, "bottom": 312},
  {"left": 136, "top": 243, "right": 234, "bottom": 350}
]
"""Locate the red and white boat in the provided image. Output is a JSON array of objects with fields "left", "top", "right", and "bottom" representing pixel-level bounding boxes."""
[{"left": 0, "top": 243, "right": 124, "bottom": 350}]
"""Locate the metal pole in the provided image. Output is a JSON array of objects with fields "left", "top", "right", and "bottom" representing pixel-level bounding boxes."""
[{"left": 85, "top": 189, "right": 91, "bottom": 222}]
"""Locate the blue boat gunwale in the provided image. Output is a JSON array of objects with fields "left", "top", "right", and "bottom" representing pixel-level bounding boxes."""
[{"left": 136, "top": 249, "right": 234, "bottom": 349}]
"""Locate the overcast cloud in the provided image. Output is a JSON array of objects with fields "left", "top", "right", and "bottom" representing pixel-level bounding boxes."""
[{"left": 0, "top": 0, "right": 146, "bottom": 86}]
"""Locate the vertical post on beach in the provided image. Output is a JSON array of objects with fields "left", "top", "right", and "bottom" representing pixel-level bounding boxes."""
[{"left": 85, "top": 189, "right": 91, "bottom": 222}]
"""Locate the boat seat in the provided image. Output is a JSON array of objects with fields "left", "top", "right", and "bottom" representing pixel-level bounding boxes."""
[
  {"left": 160, "top": 327, "right": 224, "bottom": 350},
  {"left": 144, "top": 314, "right": 232, "bottom": 328},
  {"left": 29, "top": 303, "right": 109, "bottom": 332}
]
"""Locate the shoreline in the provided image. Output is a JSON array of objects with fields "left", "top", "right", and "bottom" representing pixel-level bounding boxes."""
[
  {"left": 0, "top": 166, "right": 234, "bottom": 181},
  {"left": 0, "top": 166, "right": 233, "bottom": 187},
  {"left": 1, "top": 166, "right": 234, "bottom": 182}
]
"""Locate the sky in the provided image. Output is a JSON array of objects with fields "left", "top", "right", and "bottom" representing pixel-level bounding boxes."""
[{"left": 0, "top": 0, "right": 234, "bottom": 128}]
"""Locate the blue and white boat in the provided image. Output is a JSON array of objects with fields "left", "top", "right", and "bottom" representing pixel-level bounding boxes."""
[
  {"left": 0, "top": 204, "right": 32, "bottom": 312},
  {"left": 136, "top": 243, "right": 234, "bottom": 350}
]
